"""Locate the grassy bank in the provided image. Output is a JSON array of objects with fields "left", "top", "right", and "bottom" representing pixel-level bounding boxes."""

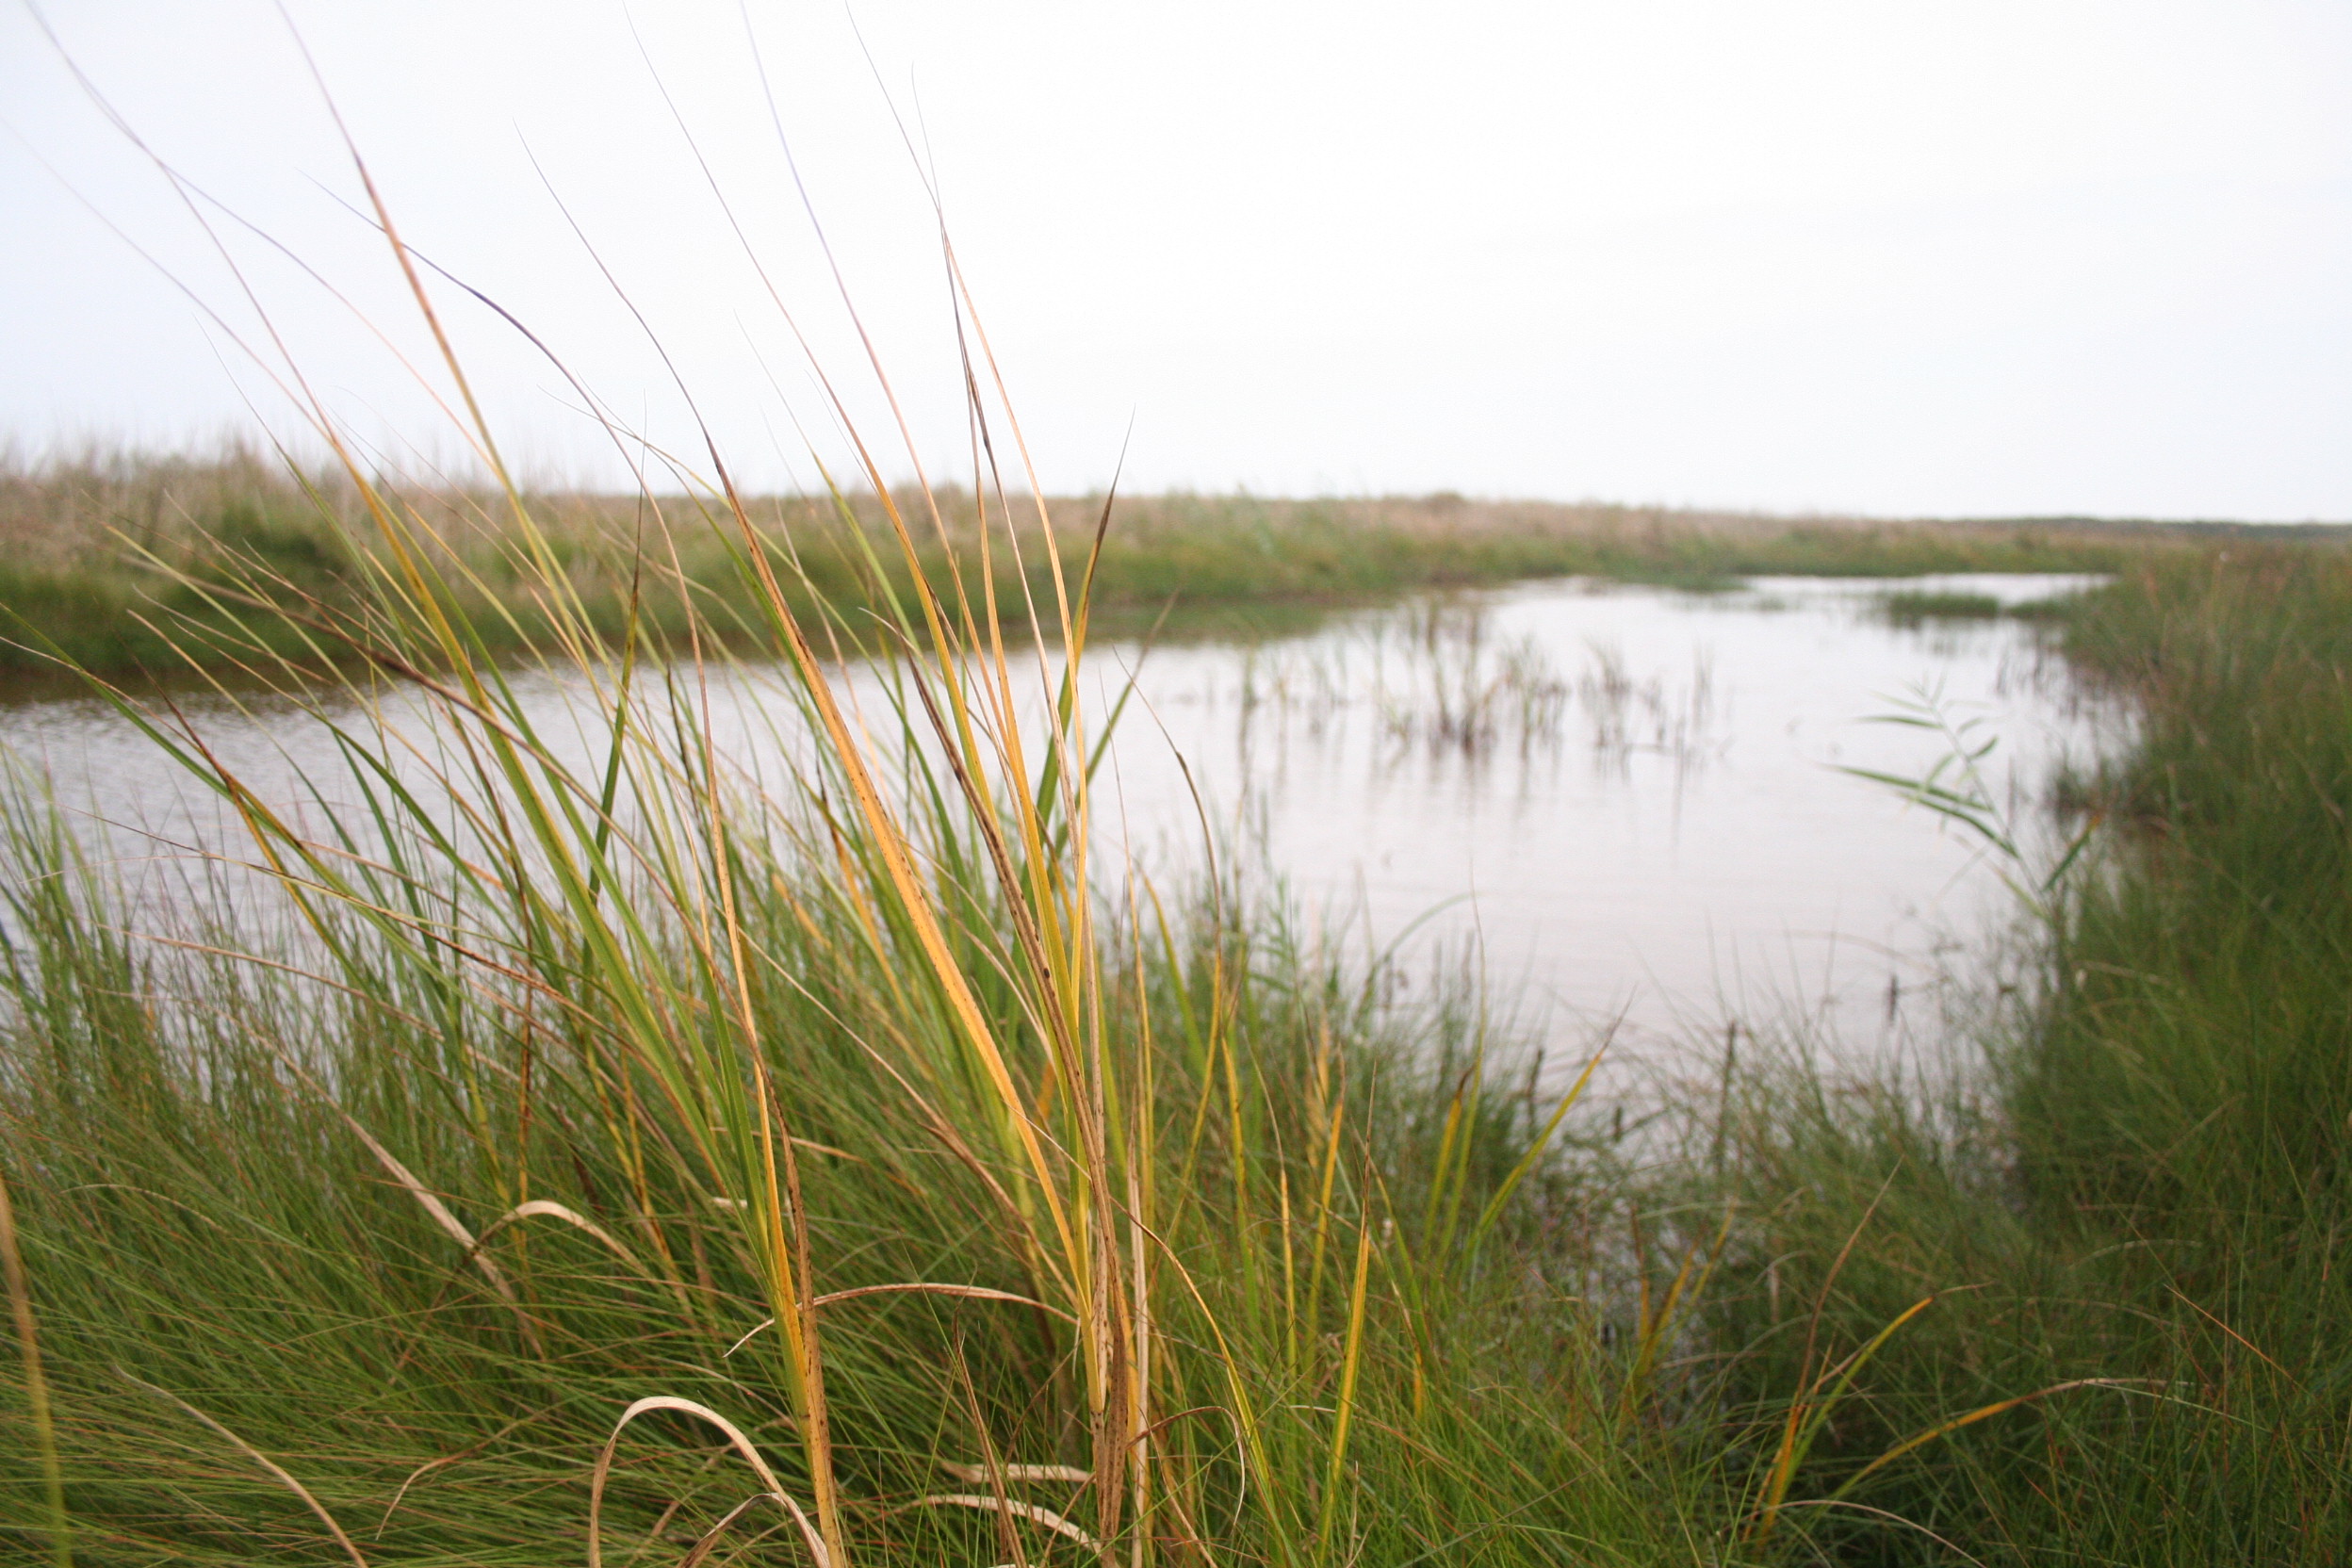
[
  {"left": 0, "top": 819, "right": 1720, "bottom": 1564},
  {"left": 1, "top": 449, "right": 2149, "bottom": 686},
  {"left": 1710, "top": 543, "right": 2352, "bottom": 1562}
]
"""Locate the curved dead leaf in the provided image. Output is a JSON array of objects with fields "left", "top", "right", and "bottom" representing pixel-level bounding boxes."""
[
  {"left": 463, "top": 1199, "right": 649, "bottom": 1277},
  {"left": 589, "top": 1396, "right": 825, "bottom": 1568},
  {"left": 910, "top": 1494, "right": 1103, "bottom": 1553}
]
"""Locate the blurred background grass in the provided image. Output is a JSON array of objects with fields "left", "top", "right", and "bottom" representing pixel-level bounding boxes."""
[{"left": 0, "top": 444, "right": 2154, "bottom": 684}]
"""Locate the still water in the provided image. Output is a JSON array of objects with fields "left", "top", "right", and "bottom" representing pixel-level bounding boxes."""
[
  {"left": 1086, "top": 573, "right": 2115, "bottom": 1064},
  {"left": 0, "top": 574, "right": 2116, "bottom": 1069}
]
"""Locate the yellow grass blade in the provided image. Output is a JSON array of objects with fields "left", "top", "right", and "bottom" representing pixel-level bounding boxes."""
[
  {"left": 1751, "top": 1294, "right": 1936, "bottom": 1544},
  {"left": 1465, "top": 1036, "right": 1609, "bottom": 1251},
  {"left": 1315, "top": 1213, "right": 1378, "bottom": 1561},
  {"left": 1831, "top": 1379, "right": 2148, "bottom": 1501}
]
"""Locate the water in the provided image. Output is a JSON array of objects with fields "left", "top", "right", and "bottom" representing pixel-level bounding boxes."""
[
  {"left": 0, "top": 573, "right": 2119, "bottom": 1070},
  {"left": 1080, "top": 573, "right": 2118, "bottom": 1066}
]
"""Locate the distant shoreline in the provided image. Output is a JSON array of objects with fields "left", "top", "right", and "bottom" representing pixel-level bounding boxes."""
[{"left": 0, "top": 448, "right": 2287, "bottom": 688}]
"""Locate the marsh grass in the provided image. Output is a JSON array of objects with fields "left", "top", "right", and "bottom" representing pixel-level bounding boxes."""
[
  {"left": 1872, "top": 590, "right": 2007, "bottom": 628},
  {"left": 1196, "top": 601, "right": 1727, "bottom": 782},
  {"left": 0, "top": 796, "right": 1736, "bottom": 1565},
  {"left": 1, "top": 447, "right": 2149, "bottom": 687},
  {"left": 0, "top": 137, "right": 1768, "bottom": 1567},
  {"left": 7, "top": 441, "right": 2313, "bottom": 1566},
  {"left": 1704, "top": 545, "right": 2352, "bottom": 1562}
]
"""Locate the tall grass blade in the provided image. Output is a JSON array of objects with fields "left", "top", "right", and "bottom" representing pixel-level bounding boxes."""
[{"left": 0, "top": 1163, "right": 70, "bottom": 1568}]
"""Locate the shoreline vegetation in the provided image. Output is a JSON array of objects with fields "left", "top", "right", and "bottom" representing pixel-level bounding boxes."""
[
  {"left": 0, "top": 445, "right": 2227, "bottom": 691},
  {"left": 1, "top": 427, "right": 2348, "bottom": 1566},
  {"left": 1715, "top": 545, "right": 2352, "bottom": 1561}
]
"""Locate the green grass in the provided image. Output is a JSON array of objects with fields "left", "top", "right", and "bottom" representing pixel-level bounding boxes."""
[
  {"left": 13, "top": 494, "right": 2338, "bottom": 1563},
  {"left": 1704, "top": 543, "right": 2352, "bottom": 1563},
  {"left": 7, "top": 469, "right": 2345, "bottom": 1566},
  {"left": 0, "top": 806, "right": 1726, "bottom": 1565},
  {"left": 1872, "top": 588, "right": 2007, "bottom": 626},
  {"left": 1, "top": 450, "right": 2155, "bottom": 687}
]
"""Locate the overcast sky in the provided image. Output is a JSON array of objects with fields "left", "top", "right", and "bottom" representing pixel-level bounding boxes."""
[{"left": 5, "top": 1, "right": 2349, "bottom": 518}]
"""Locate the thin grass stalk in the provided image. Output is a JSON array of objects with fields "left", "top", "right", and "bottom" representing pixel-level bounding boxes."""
[
  {"left": 1315, "top": 1210, "right": 1378, "bottom": 1563},
  {"left": 0, "top": 1162, "right": 70, "bottom": 1568},
  {"left": 121, "top": 1372, "right": 370, "bottom": 1568}
]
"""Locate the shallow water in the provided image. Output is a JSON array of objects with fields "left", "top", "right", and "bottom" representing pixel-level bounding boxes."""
[
  {"left": 0, "top": 573, "right": 2120, "bottom": 1070},
  {"left": 1080, "top": 573, "right": 2120, "bottom": 1065}
]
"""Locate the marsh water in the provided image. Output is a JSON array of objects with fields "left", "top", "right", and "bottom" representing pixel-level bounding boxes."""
[
  {"left": 1085, "top": 574, "right": 2116, "bottom": 1068},
  {"left": 0, "top": 573, "right": 2116, "bottom": 1070}
]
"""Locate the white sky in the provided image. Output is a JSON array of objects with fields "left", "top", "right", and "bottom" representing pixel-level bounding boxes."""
[{"left": 5, "top": 1, "right": 2349, "bottom": 518}]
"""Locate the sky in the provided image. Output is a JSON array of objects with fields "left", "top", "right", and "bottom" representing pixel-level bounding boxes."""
[{"left": 4, "top": 1, "right": 2349, "bottom": 519}]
